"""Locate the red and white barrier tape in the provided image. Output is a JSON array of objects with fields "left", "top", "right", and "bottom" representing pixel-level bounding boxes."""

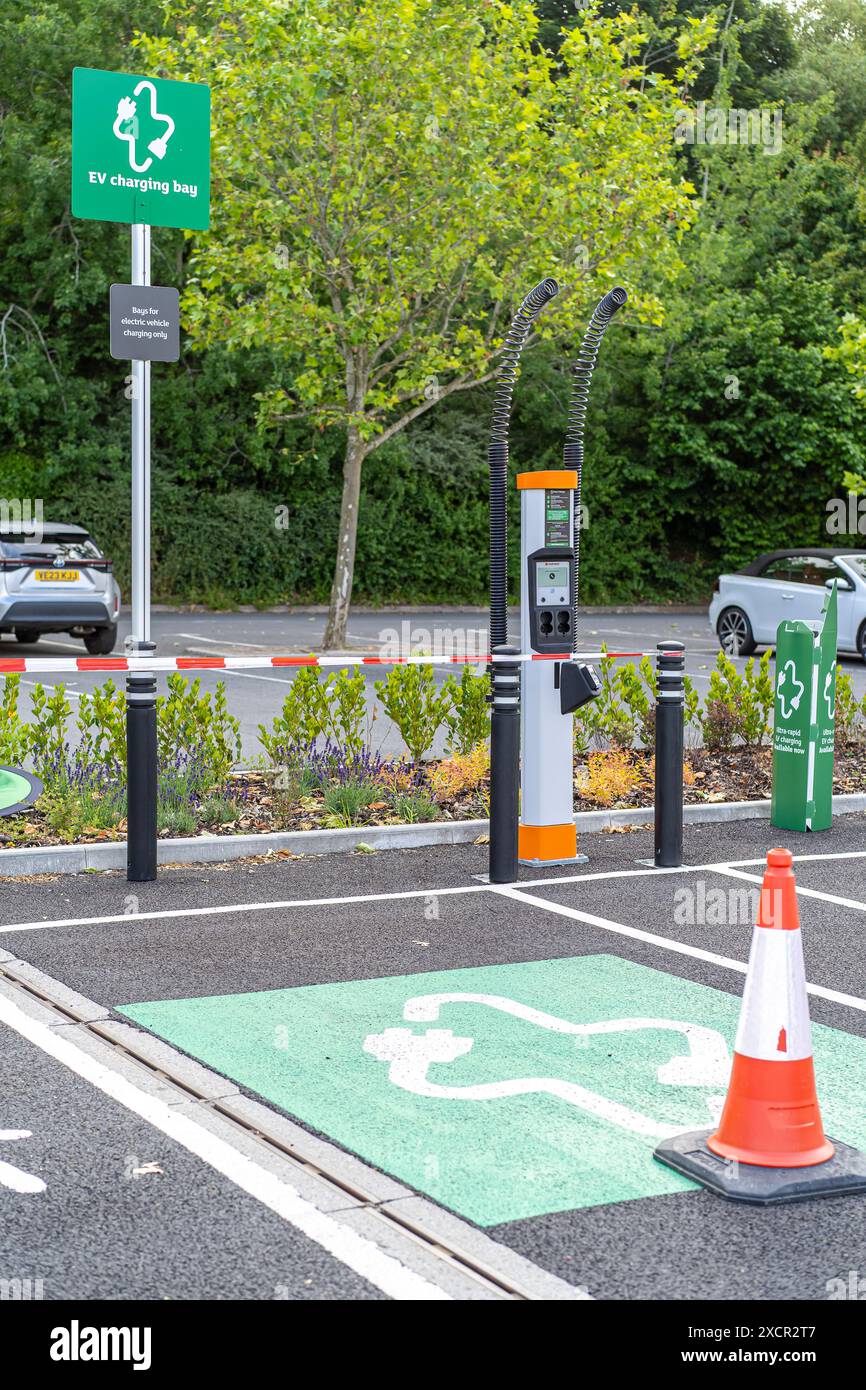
[{"left": 0, "top": 649, "right": 649, "bottom": 676}]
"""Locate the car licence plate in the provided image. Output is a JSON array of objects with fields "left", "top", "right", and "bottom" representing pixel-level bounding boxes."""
[{"left": 34, "top": 570, "right": 80, "bottom": 582}]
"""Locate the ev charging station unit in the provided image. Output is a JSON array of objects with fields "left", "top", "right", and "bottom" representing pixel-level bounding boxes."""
[
  {"left": 487, "top": 279, "right": 686, "bottom": 885},
  {"left": 517, "top": 468, "right": 591, "bottom": 865}
]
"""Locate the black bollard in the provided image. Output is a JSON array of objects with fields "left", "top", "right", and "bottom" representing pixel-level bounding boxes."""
[
  {"left": 489, "top": 645, "right": 520, "bottom": 884},
  {"left": 126, "top": 670, "right": 158, "bottom": 882},
  {"left": 654, "top": 641, "right": 685, "bottom": 869}
]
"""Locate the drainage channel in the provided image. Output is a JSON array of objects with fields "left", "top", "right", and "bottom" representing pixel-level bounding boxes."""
[{"left": 0, "top": 964, "right": 548, "bottom": 1301}]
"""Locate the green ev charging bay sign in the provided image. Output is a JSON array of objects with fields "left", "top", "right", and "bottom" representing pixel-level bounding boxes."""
[
  {"left": 72, "top": 67, "right": 210, "bottom": 230},
  {"left": 118, "top": 955, "right": 866, "bottom": 1227}
]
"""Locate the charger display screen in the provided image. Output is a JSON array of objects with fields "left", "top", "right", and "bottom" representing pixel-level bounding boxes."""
[{"left": 536, "top": 561, "right": 569, "bottom": 597}]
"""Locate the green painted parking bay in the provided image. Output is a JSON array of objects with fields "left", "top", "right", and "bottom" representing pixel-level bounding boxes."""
[{"left": 119, "top": 955, "right": 866, "bottom": 1227}]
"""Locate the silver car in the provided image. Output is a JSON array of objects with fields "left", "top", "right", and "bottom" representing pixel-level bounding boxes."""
[
  {"left": 709, "top": 549, "right": 866, "bottom": 661},
  {"left": 0, "top": 522, "right": 121, "bottom": 654}
]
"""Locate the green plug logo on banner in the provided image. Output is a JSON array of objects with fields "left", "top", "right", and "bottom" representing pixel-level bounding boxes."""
[{"left": 771, "top": 581, "right": 837, "bottom": 832}]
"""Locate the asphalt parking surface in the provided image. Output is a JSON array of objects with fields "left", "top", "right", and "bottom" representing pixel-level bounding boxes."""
[
  {"left": 0, "top": 1018, "right": 383, "bottom": 1302},
  {"left": 2, "top": 815, "right": 865, "bottom": 1300}
]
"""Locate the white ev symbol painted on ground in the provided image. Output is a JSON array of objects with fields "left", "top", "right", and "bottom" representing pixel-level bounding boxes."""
[
  {"left": 113, "top": 80, "right": 176, "bottom": 174},
  {"left": 363, "top": 993, "right": 731, "bottom": 1139},
  {"left": 777, "top": 660, "right": 805, "bottom": 721},
  {"left": 0, "top": 1129, "right": 46, "bottom": 1194},
  {"left": 824, "top": 664, "right": 836, "bottom": 720}
]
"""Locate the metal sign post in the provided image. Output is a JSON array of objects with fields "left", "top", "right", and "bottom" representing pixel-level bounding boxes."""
[
  {"left": 130, "top": 223, "right": 153, "bottom": 656},
  {"left": 126, "top": 223, "right": 157, "bottom": 881}
]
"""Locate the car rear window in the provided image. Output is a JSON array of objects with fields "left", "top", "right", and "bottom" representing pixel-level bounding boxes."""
[{"left": 0, "top": 535, "right": 102, "bottom": 561}]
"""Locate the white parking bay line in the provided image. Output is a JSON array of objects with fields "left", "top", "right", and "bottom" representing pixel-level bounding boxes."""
[
  {"left": 491, "top": 885, "right": 866, "bottom": 1015},
  {"left": 22, "top": 680, "right": 81, "bottom": 700},
  {"left": 0, "top": 884, "right": 493, "bottom": 935},
  {"left": 176, "top": 633, "right": 269, "bottom": 649},
  {"left": 0, "top": 991, "right": 449, "bottom": 1301},
  {"left": 172, "top": 658, "right": 295, "bottom": 686},
  {"left": 723, "top": 850, "right": 866, "bottom": 868},
  {"left": 708, "top": 865, "right": 866, "bottom": 914},
  {"left": 0, "top": 849, "right": 863, "bottom": 940},
  {"left": 223, "top": 669, "right": 295, "bottom": 686},
  {"left": 0, "top": 863, "right": 739, "bottom": 937}
]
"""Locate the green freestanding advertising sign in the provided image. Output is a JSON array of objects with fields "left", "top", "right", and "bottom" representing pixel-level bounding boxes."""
[
  {"left": 771, "top": 582, "right": 837, "bottom": 832},
  {"left": 71, "top": 67, "right": 210, "bottom": 230}
]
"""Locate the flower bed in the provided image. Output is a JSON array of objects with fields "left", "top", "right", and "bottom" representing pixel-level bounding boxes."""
[
  {"left": 1, "top": 743, "right": 864, "bottom": 851},
  {"left": 0, "top": 651, "right": 864, "bottom": 850}
]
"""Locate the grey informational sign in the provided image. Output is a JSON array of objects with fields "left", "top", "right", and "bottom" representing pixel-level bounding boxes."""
[{"left": 109, "top": 282, "right": 179, "bottom": 361}]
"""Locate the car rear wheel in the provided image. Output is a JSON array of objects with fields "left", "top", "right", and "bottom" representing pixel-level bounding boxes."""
[
  {"left": 859, "top": 623, "right": 866, "bottom": 664},
  {"left": 717, "top": 606, "right": 756, "bottom": 657},
  {"left": 13, "top": 629, "right": 40, "bottom": 645},
  {"left": 83, "top": 626, "right": 116, "bottom": 656}
]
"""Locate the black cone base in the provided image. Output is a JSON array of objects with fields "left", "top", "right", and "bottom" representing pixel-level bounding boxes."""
[{"left": 654, "top": 1129, "right": 866, "bottom": 1205}]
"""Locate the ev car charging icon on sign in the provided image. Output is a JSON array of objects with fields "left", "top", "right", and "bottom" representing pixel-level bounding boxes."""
[
  {"left": 112, "top": 80, "right": 176, "bottom": 174},
  {"left": 824, "top": 663, "right": 836, "bottom": 720},
  {"left": 777, "top": 659, "right": 805, "bottom": 721}
]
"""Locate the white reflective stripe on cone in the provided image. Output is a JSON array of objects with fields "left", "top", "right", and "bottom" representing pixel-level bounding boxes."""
[{"left": 734, "top": 925, "right": 813, "bottom": 1062}]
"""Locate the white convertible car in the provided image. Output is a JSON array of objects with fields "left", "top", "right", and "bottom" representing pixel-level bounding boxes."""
[{"left": 709, "top": 548, "right": 866, "bottom": 661}]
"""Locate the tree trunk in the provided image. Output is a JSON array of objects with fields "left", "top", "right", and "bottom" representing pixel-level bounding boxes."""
[{"left": 323, "top": 423, "right": 366, "bottom": 649}]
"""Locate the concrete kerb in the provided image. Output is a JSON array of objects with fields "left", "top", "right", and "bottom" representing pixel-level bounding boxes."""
[{"left": 1, "top": 792, "right": 865, "bottom": 878}]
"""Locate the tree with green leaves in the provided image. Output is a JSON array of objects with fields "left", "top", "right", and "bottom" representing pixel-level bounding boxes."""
[
  {"left": 138, "top": 0, "right": 713, "bottom": 646},
  {"left": 802, "top": 0, "right": 866, "bottom": 499},
  {"left": 829, "top": 315, "right": 866, "bottom": 495},
  {"left": 571, "top": 57, "right": 866, "bottom": 596}
]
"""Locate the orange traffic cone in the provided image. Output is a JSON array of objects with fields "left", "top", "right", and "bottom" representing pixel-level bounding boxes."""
[
  {"left": 707, "top": 847, "right": 833, "bottom": 1168},
  {"left": 654, "top": 848, "right": 866, "bottom": 1203}
]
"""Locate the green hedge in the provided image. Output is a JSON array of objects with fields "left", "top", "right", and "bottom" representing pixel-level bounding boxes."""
[{"left": 45, "top": 415, "right": 494, "bottom": 607}]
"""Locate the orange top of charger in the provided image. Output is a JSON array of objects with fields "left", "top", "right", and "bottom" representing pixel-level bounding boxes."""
[{"left": 516, "top": 471, "right": 578, "bottom": 490}]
